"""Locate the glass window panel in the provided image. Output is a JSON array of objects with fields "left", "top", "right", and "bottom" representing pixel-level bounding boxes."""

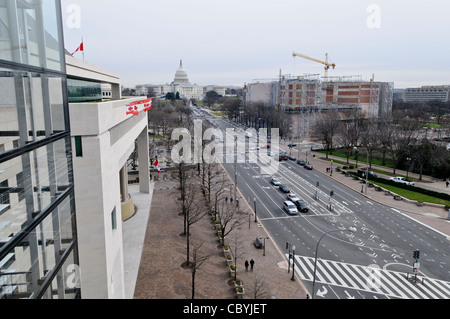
[
  {"left": 0, "top": 193, "right": 76, "bottom": 299},
  {"left": 67, "top": 78, "right": 102, "bottom": 103},
  {"left": 0, "top": 0, "right": 64, "bottom": 71},
  {"left": 40, "top": 250, "right": 79, "bottom": 299},
  {"left": 0, "top": 137, "right": 72, "bottom": 242},
  {"left": 0, "top": 67, "right": 68, "bottom": 155}
]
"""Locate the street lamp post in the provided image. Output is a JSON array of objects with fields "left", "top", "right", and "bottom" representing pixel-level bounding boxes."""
[
  {"left": 354, "top": 147, "right": 359, "bottom": 169},
  {"left": 312, "top": 227, "right": 357, "bottom": 299},
  {"left": 291, "top": 245, "right": 296, "bottom": 281},
  {"left": 254, "top": 198, "right": 257, "bottom": 223}
]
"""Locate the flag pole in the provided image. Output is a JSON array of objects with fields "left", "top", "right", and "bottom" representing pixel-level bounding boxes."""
[{"left": 82, "top": 37, "right": 84, "bottom": 61}]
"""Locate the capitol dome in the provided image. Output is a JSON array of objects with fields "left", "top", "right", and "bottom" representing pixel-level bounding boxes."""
[{"left": 173, "top": 60, "right": 190, "bottom": 84}]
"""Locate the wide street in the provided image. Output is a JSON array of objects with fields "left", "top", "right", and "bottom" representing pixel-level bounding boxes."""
[{"left": 197, "top": 109, "right": 450, "bottom": 300}]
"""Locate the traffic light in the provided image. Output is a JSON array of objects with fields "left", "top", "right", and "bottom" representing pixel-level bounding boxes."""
[{"left": 413, "top": 250, "right": 420, "bottom": 260}]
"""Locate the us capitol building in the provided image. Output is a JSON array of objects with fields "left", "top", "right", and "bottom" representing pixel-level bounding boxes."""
[{"left": 136, "top": 61, "right": 225, "bottom": 101}]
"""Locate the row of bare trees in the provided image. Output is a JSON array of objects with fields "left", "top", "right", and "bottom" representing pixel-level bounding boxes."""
[{"left": 315, "top": 108, "right": 450, "bottom": 179}]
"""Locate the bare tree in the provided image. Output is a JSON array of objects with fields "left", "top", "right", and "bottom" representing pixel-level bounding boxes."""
[
  {"left": 230, "top": 235, "right": 245, "bottom": 281},
  {"left": 387, "top": 117, "right": 420, "bottom": 175},
  {"left": 186, "top": 242, "right": 210, "bottom": 300},
  {"left": 316, "top": 109, "right": 341, "bottom": 159},
  {"left": 247, "top": 274, "right": 269, "bottom": 300},
  {"left": 375, "top": 117, "right": 394, "bottom": 166},
  {"left": 360, "top": 119, "right": 378, "bottom": 169},
  {"left": 216, "top": 201, "right": 246, "bottom": 247},
  {"left": 176, "top": 182, "right": 208, "bottom": 266}
]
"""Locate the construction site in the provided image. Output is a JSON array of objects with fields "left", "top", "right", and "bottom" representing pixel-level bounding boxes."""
[{"left": 244, "top": 52, "right": 394, "bottom": 139}]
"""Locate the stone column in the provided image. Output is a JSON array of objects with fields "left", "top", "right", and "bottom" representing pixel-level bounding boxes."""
[
  {"left": 137, "top": 127, "right": 150, "bottom": 194},
  {"left": 120, "top": 164, "right": 128, "bottom": 202}
]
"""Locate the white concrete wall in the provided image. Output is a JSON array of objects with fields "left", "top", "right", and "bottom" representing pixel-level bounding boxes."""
[{"left": 70, "top": 97, "right": 149, "bottom": 299}]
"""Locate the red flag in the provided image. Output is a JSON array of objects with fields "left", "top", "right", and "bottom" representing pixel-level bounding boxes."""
[
  {"left": 126, "top": 98, "right": 153, "bottom": 115},
  {"left": 71, "top": 41, "right": 84, "bottom": 56},
  {"left": 143, "top": 98, "right": 153, "bottom": 112},
  {"left": 153, "top": 159, "right": 160, "bottom": 174}
]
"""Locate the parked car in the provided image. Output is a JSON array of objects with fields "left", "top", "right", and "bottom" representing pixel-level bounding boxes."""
[
  {"left": 390, "top": 177, "right": 414, "bottom": 186},
  {"left": 279, "top": 185, "right": 291, "bottom": 193},
  {"left": 270, "top": 178, "right": 281, "bottom": 186},
  {"left": 357, "top": 169, "right": 377, "bottom": 178},
  {"left": 297, "top": 160, "right": 306, "bottom": 166},
  {"left": 283, "top": 201, "right": 299, "bottom": 215},
  {"left": 304, "top": 164, "right": 313, "bottom": 170},
  {"left": 289, "top": 155, "right": 296, "bottom": 161},
  {"left": 288, "top": 144, "right": 297, "bottom": 148},
  {"left": 286, "top": 193, "right": 300, "bottom": 202},
  {"left": 279, "top": 154, "right": 289, "bottom": 161},
  {"left": 294, "top": 200, "right": 309, "bottom": 213}
]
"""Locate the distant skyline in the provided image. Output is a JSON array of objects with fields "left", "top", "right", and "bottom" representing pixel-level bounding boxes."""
[{"left": 61, "top": 0, "right": 450, "bottom": 89}]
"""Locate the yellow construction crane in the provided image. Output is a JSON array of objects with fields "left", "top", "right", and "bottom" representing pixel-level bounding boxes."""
[{"left": 292, "top": 52, "right": 336, "bottom": 81}]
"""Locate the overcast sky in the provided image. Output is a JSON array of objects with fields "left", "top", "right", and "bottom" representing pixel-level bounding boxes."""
[{"left": 61, "top": 0, "right": 450, "bottom": 89}]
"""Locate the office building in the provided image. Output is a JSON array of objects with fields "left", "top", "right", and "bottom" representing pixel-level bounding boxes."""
[{"left": 403, "top": 86, "right": 450, "bottom": 103}]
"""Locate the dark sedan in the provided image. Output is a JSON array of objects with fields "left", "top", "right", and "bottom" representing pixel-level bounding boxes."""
[
  {"left": 304, "top": 164, "right": 313, "bottom": 170},
  {"left": 295, "top": 200, "right": 309, "bottom": 213},
  {"left": 279, "top": 185, "right": 291, "bottom": 193}
]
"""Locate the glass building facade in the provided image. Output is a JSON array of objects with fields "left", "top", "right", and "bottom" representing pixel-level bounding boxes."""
[
  {"left": 67, "top": 78, "right": 102, "bottom": 103},
  {"left": 0, "top": 0, "right": 80, "bottom": 299}
]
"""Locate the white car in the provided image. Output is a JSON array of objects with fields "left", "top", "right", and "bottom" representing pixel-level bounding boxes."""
[
  {"left": 390, "top": 177, "right": 415, "bottom": 186},
  {"left": 283, "top": 201, "right": 299, "bottom": 215},
  {"left": 286, "top": 193, "right": 300, "bottom": 203},
  {"left": 270, "top": 178, "right": 281, "bottom": 186}
]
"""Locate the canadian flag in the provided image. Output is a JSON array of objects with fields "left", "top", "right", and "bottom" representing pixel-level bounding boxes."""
[
  {"left": 153, "top": 158, "right": 160, "bottom": 174},
  {"left": 126, "top": 98, "right": 153, "bottom": 116},
  {"left": 71, "top": 41, "right": 84, "bottom": 56}
]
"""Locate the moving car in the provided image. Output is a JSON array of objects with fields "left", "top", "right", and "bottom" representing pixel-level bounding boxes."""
[
  {"left": 294, "top": 200, "right": 309, "bottom": 213},
  {"left": 390, "top": 177, "right": 414, "bottom": 186},
  {"left": 279, "top": 185, "right": 291, "bottom": 193},
  {"left": 283, "top": 201, "right": 299, "bottom": 215},
  {"left": 288, "top": 155, "right": 296, "bottom": 161},
  {"left": 270, "top": 178, "right": 281, "bottom": 186},
  {"left": 357, "top": 169, "right": 377, "bottom": 178},
  {"left": 279, "top": 153, "right": 289, "bottom": 161},
  {"left": 286, "top": 193, "right": 300, "bottom": 202}
]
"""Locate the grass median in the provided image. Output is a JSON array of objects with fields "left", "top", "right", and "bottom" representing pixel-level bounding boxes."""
[{"left": 371, "top": 181, "right": 450, "bottom": 207}]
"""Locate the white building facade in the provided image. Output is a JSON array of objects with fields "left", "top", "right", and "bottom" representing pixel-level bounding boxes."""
[{"left": 67, "top": 57, "right": 150, "bottom": 299}]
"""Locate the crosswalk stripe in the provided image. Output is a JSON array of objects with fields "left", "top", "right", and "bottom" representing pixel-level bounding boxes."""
[
  {"left": 349, "top": 264, "right": 383, "bottom": 294},
  {"left": 429, "top": 279, "right": 450, "bottom": 299},
  {"left": 295, "top": 256, "right": 314, "bottom": 281},
  {"left": 329, "top": 260, "right": 361, "bottom": 289},
  {"left": 379, "top": 271, "right": 410, "bottom": 299},
  {"left": 317, "top": 261, "right": 338, "bottom": 286},
  {"left": 304, "top": 257, "right": 326, "bottom": 283},
  {"left": 293, "top": 255, "right": 450, "bottom": 299},
  {"left": 322, "top": 260, "right": 347, "bottom": 287}
]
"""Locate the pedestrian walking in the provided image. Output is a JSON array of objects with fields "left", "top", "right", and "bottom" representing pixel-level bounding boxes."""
[
  {"left": 250, "top": 259, "right": 255, "bottom": 271},
  {"left": 245, "top": 260, "right": 249, "bottom": 272},
  {"left": 446, "top": 180, "right": 449, "bottom": 188}
]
